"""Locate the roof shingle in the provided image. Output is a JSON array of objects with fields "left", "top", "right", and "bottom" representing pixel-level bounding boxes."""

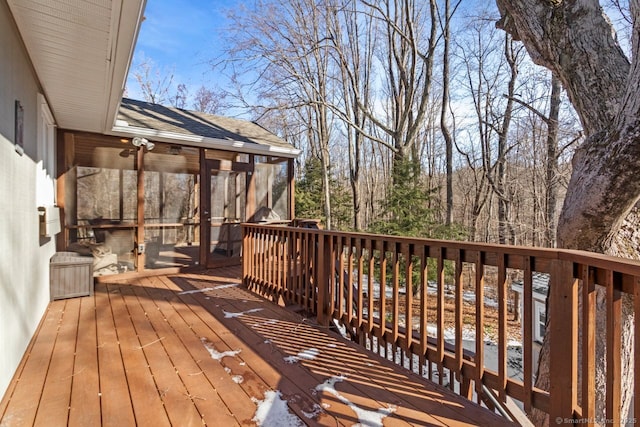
[{"left": 117, "top": 98, "right": 294, "bottom": 151}]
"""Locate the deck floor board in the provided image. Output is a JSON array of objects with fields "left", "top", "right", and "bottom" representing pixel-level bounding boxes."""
[
  {"left": 33, "top": 298, "right": 80, "bottom": 427},
  {"left": 68, "top": 296, "right": 101, "bottom": 427},
  {"left": 111, "top": 285, "right": 172, "bottom": 426},
  {"left": 95, "top": 282, "right": 136, "bottom": 426},
  {"left": 1, "top": 266, "right": 515, "bottom": 427}
]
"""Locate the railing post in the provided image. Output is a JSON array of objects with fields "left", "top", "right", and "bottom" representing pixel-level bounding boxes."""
[
  {"left": 242, "top": 225, "right": 249, "bottom": 288},
  {"left": 549, "top": 259, "right": 578, "bottom": 422},
  {"left": 316, "top": 232, "right": 330, "bottom": 327}
]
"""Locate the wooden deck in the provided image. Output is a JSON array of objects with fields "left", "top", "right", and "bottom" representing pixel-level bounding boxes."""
[{"left": 0, "top": 266, "right": 513, "bottom": 426}]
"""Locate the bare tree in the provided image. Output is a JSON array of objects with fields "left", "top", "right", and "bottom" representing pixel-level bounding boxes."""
[
  {"left": 326, "top": 1, "right": 377, "bottom": 231},
  {"left": 544, "top": 75, "right": 561, "bottom": 248},
  {"left": 365, "top": 0, "right": 439, "bottom": 176},
  {"left": 223, "top": 0, "right": 336, "bottom": 228},
  {"left": 192, "top": 85, "right": 227, "bottom": 114},
  {"left": 440, "top": 0, "right": 456, "bottom": 226},
  {"left": 131, "top": 55, "right": 175, "bottom": 105}
]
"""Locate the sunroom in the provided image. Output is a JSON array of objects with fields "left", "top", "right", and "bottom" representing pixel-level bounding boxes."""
[{"left": 56, "top": 98, "right": 299, "bottom": 277}]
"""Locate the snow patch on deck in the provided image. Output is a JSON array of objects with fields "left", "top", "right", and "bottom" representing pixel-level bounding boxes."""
[
  {"left": 223, "top": 308, "right": 263, "bottom": 318},
  {"left": 301, "top": 403, "right": 323, "bottom": 419},
  {"left": 178, "top": 287, "right": 215, "bottom": 295},
  {"left": 315, "top": 375, "right": 397, "bottom": 427},
  {"left": 252, "top": 390, "right": 304, "bottom": 427},
  {"left": 178, "top": 283, "right": 238, "bottom": 294},
  {"left": 201, "top": 338, "right": 242, "bottom": 360},
  {"left": 215, "top": 283, "right": 239, "bottom": 290}
]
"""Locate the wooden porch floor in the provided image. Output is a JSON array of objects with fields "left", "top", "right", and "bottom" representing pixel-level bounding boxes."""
[{"left": 0, "top": 266, "right": 513, "bottom": 426}]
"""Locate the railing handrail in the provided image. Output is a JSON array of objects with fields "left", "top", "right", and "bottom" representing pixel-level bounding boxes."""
[{"left": 243, "top": 222, "right": 640, "bottom": 274}]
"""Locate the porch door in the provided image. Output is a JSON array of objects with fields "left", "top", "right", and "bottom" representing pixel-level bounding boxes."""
[{"left": 204, "top": 160, "right": 248, "bottom": 267}]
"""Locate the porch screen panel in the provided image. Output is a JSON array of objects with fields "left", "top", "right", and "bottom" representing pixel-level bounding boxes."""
[
  {"left": 254, "top": 156, "right": 289, "bottom": 221},
  {"left": 209, "top": 170, "right": 246, "bottom": 260},
  {"left": 68, "top": 136, "right": 138, "bottom": 275},
  {"left": 143, "top": 143, "right": 200, "bottom": 270}
]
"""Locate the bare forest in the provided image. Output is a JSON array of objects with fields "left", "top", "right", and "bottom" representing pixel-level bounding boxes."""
[{"left": 131, "top": 1, "right": 597, "bottom": 247}]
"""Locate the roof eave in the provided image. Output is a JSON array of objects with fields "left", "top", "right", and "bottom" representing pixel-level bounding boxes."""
[
  {"left": 110, "top": 125, "right": 301, "bottom": 159},
  {"left": 102, "top": 1, "right": 147, "bottom": 133}
]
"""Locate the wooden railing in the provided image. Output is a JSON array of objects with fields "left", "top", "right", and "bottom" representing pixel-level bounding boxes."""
[{"left": 242, "top": 223, "right": 640, "bottom": 425}]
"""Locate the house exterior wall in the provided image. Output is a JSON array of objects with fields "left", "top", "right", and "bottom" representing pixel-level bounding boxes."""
[{"left": 0, "top": 1, "right": 57, "bottom": 399}]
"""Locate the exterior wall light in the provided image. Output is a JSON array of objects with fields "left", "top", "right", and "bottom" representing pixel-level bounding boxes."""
[{"left": 132, "top": 136, "right": 154, "bottom": 150}]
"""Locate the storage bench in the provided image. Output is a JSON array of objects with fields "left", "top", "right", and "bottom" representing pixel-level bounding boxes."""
[{"left": 50, "top": 252, "right": 94, "bottom": 300}]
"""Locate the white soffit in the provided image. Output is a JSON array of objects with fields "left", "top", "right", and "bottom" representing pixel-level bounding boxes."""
[{"left": 7, "top": 0, "right": 145, "bottom": 133}]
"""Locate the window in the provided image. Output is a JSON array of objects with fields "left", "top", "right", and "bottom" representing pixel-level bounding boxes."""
[
  {"left": 534, "top": 301, "right": 546, "bottom": 343},
  {"left": 37, "top": 94, "right": 56, "bottom": 175}
]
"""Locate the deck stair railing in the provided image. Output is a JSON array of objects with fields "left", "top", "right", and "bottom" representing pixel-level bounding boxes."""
[{"left": 242, "top": 222, "right": 640, "bottom": 425}]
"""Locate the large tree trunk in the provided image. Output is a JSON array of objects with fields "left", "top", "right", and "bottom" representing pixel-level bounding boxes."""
[{"left": 496, "top": 0, "right": 640, "bottom": 424}]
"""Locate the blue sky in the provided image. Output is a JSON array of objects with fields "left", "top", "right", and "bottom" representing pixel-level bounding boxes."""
[{"left": 125, "top": 0, "right": 235, "bottom": 101}]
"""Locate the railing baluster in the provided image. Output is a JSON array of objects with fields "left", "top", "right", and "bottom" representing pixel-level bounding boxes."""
[
  {"left": 288, "top": 228, "right": 295, "bottom": 302},
  {"left": 392, "top": 243, "right": 400, "bottom": 348},
  {"left": 581, "top": 264, "right": 596, "bottom": 423},
  {"left": 475, "top": 251, "right": 485, "bottom": 404},
  {"left": 338, "top": 236, "right": 345, "bottom": 321},
  {"left": 294, "top": 230, "right": 304, "bottom": 307},
  {"left": 606, "top": 270, "right": 621, "bottom": 424},
  {"left": 316, "top": 232, "right": 328, "bottom": 325},
  {"left": 419, "top": 244, "right": 428, "bottom": 378},
  {"left": 379, "top": 241, "right": 387, "bottom": 344},
  {"left": 270, "top": 231, "right": 275, "bottom": 293},
  {"left": 454, "top": 249, "right": 463, "bottom": 383},
  {"left": 437, "top": 247, "right": 445, "bottom": 385},
  {"left": 498, "top": 252, "right": 507, "bottom": 401},
  {"left": 634, "top": 276, "right": 640, "bottom": 425},
  {"left": 347, "top": 239, "right": 354, "bottom": 325},
  {"left": 405, "top": 243, "right": 414, "bottom": 352},
  {"left": 367, "top": 239, "right": 375, "bottom": 335},
  {"left": 275, "top": 229, "right": 281, "bottom": 297},
  {"left": 328, "top": 235, "right": 337, "bottom": 318},
  {"left": 523, "top": 255, "right": 533, "bottom": 413},
  {"left": 357, "top": 238, "right": 364, "bottom": 331}
]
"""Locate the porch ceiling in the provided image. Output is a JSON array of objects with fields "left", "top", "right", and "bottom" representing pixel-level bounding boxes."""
[{"left": 7, "top": 0, "right": 145, "bottom": 133}]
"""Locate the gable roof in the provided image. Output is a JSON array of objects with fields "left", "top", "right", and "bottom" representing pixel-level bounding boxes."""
[{"left": 112, "top": 98, "right": 299, "bottom": 158}]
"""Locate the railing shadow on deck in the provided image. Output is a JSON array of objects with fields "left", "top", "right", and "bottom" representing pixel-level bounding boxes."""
[
  {"left": 163, "top": 269, "right": 501, "bottom": 426},
  {"left": 242, "top": 222, "right": 640, "bottom": 425}
]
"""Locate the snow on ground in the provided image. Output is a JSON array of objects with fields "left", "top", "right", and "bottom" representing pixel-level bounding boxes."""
[
  {"left": 232, "top": 375, "right": 244, "bottom": 384},
  {"left": 201, "top": 338, "right": 242, "bottom": 361},
  {"left": 284, "top": 348, "right": 320, "bottom": 364},
  {"left": 366, "top": 330, "right": 524, "bottom": 386},
  {"left": 223, "top": 308, "right": 263, "bottom": 318},
  {"left": 315, "top": 375, "right": 397, "bottom": 427},
  {"left": 356, "top": 273, "right": 500, "bottom": 308},
  {"left": 252, "top": 390, "right": 305, "bottom": 427}
]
